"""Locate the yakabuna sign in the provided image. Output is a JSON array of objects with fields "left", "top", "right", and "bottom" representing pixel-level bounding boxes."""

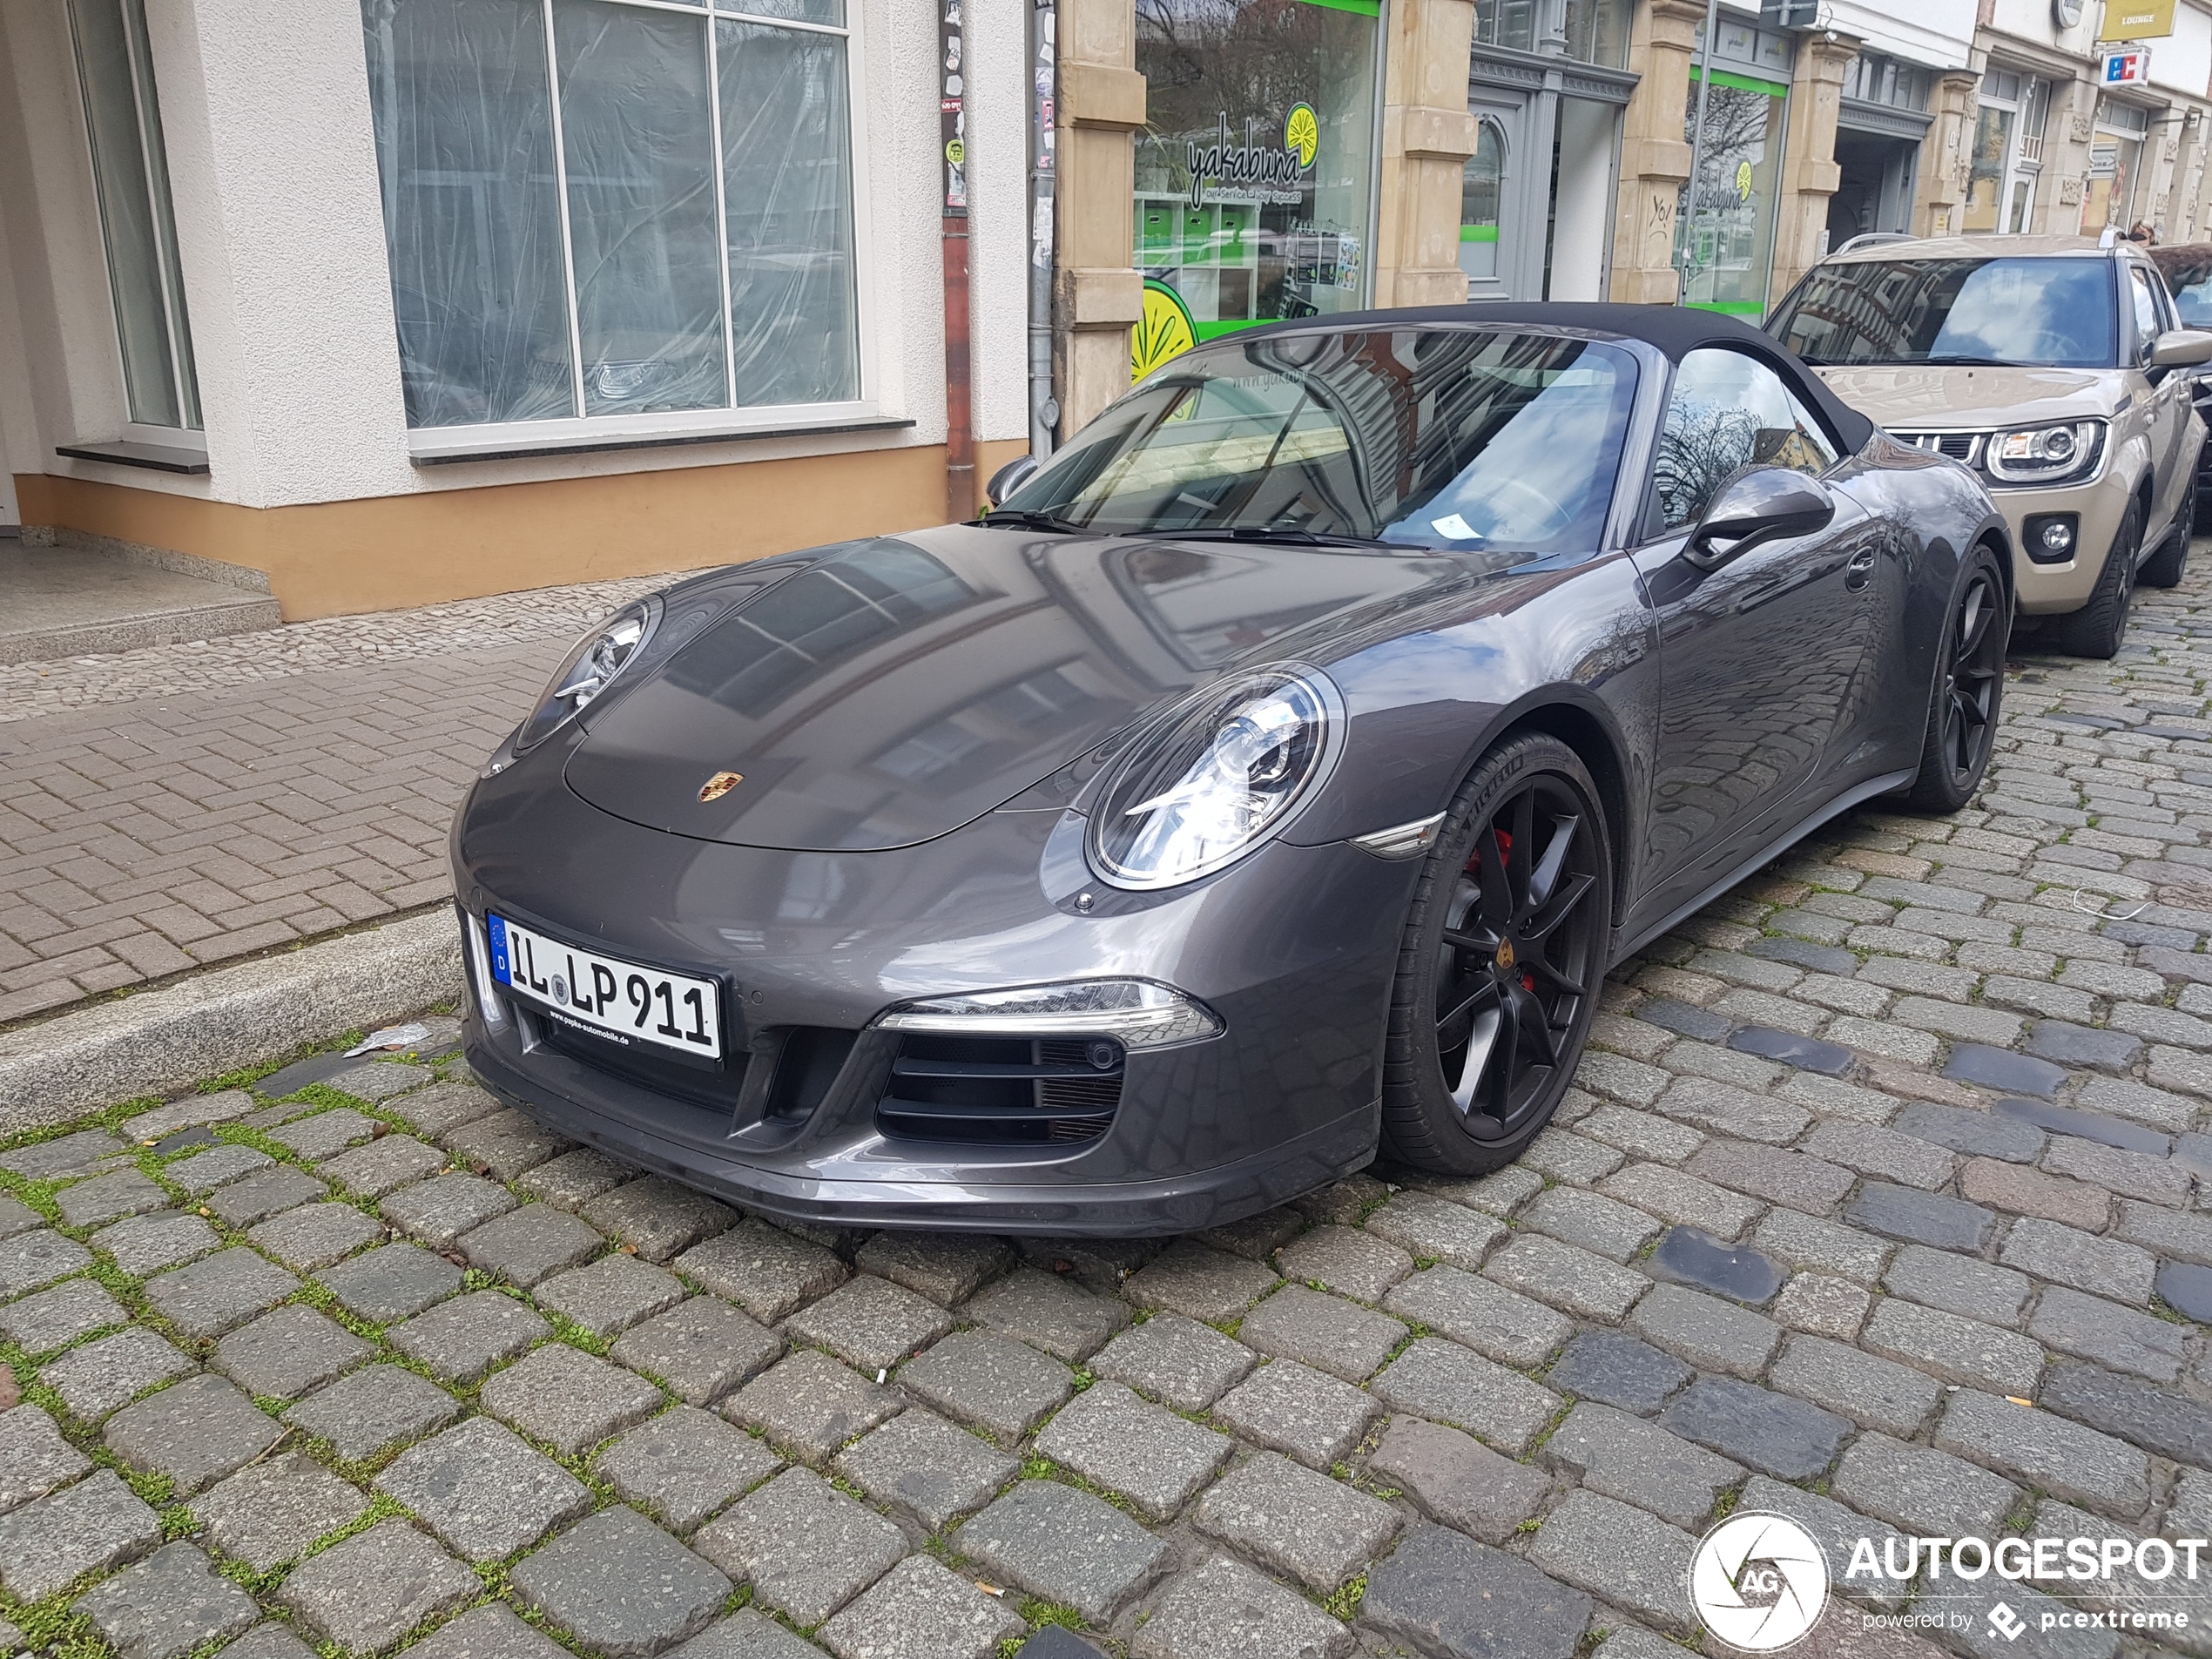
[
  {"left": 1846, "top": 1536, "right": 2209, "bottom": 1582},
  {"left": 1184, "top": 114, "right": 1308, "bottom": 207}
]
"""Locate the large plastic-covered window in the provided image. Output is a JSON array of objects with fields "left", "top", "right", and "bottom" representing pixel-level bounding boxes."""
[
  {"left": 361, "top": 0, "right": 859, "bottom": 430},
  {"left": 68, "top": 0, "right": 202, "bottom": 432}
]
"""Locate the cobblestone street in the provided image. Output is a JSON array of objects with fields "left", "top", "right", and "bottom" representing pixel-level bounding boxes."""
[
  {"left": 0, "top": 577, "right": 673, "bottom": 1025},
  {"left": 10, "top": 558, "right": 2212, "bottom": 1659}
]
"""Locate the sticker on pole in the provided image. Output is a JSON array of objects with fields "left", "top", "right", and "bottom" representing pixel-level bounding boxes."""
[{"left": 1689, "top": 1512, "right": 1830, "bottom": 1651}]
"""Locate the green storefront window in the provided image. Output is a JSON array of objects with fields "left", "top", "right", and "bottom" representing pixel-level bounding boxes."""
[
  {"left": 1678, "top": 64, "right": 1789, "bottom": 315},
  {"left": 1460, "top": 118, "right": 1505, "bottom": 281},
  {"left": 1132, "top": 0, "right": 1380, "bottom": 378}
]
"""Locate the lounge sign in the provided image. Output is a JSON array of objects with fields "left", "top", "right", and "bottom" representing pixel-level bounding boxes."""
[{"left": 2105, "top": 0, "right": 2175, "bottom": 39}]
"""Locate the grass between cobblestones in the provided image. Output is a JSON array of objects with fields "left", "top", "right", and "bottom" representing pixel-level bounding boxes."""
[{"left": 11, "top": 567, "right": 2212, "bottom": 1657}]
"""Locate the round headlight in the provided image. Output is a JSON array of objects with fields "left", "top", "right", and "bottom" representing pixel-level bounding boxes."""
[
  {"left": 512, "top": 599, "right": 658, "bottom": 752},
  {"left": 1088, "top": 667, "right": 1338, "bottom": 890}
]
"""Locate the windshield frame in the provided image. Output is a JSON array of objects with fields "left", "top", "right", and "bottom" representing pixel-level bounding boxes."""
[
  {"left": 1766, "top": 253, "right": 2123, "bottom": 371},
  {"left": 1003, "top": 324, "right": 1669, "bottom": 561}
]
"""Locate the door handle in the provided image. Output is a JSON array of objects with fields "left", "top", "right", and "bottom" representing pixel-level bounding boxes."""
[{"left": 1844, "top": 548, "right": 1878, "bottom": 590}]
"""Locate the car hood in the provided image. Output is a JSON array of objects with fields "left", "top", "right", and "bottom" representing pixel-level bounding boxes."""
[
  {"left": 1814, "top": 363, "right": 2122, "bottom": 430},
  {"left": 563, "top": 524, "right": 1474, "bottom": 852}
]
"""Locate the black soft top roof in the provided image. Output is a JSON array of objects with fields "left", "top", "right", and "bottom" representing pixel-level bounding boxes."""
[{"left": 1231, "top": 300, "right": 1876, "bottom": 455}]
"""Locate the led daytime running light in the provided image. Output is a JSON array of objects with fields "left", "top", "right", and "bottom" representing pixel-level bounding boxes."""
[{"left": 878, "top": 979, "right": 1223, "bottom": 1049}]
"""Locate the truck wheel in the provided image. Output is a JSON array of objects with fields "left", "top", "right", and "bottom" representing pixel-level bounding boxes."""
[{"left": 2048, "top": 500, "right": 2141, "bottom": 659}]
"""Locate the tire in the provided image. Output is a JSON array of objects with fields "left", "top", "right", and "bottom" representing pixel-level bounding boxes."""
[
  {"left": 1901, "top": 543, "right": 2008, "bottom": 814},
  {"left": 1379, "top": 732, "right": 1613, "bottom": 1176},
  {"left": 2194, "top": 469, "right": 2212, "bottom": 536},
  {"left": 2048, "top": 498, "right": 2142, "bottom": 659},
  {"left": 2142, "top": 489, "right": 2193, "bottom": 589}
]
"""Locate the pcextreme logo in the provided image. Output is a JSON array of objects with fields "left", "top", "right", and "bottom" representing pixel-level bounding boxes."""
[{"left": 1690, "top": 1513, "right": 1831, "bottom": 1652}]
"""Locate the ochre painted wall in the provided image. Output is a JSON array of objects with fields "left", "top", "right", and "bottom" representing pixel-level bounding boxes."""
[{"left": 17, "top": 437, "right": 1030, "bottom": 620}]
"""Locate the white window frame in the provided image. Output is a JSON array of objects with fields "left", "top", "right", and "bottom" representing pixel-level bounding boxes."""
[
  {"left": 399, "top": 0, "right": 881, "bottom": 462},
  {"left": 1973, "top": 70, "right": 2048, "bottom": 235},
  {"left": 2093, "top": 94, "right": 2155, "bottom": 233},
  {"left": 65, "top": 0, "right": 205, "bottom": 447}
]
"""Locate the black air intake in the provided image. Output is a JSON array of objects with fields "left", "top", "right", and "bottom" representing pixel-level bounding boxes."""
[{"left": 877, "top": 1034, "right": 1123, "bottom": 1143}]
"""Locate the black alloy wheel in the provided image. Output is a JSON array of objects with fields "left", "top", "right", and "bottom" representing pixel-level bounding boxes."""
[
  {"left": 1902, "top": 544, "right": 2007, "bottom": 813},
  {"left": 1381, "top": 733, "right": 1612, "bottom": 1174}
]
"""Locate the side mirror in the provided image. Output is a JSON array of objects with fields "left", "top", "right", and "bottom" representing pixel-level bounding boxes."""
[
  {"left": 2152, "top": 329, "right": 2212, "bottom": 368},
  {"left": 986, "top": 454, "right": 1040, "bottom": 508},
  {"left": 1686, "top": 468, "right": 1836, "bottom": 569}
]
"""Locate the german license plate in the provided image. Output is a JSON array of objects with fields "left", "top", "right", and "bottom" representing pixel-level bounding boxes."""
[{"left": 487, "top": 914, "right": 723, "bottom": 1060}]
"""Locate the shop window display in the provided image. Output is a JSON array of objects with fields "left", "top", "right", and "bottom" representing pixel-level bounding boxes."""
[{"left": 1132, "top": 0, "right": 1380, "bottom": 378}]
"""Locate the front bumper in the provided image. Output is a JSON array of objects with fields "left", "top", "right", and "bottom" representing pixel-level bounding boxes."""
[
  {"left": 451, "top": 750, "right": 1413, "bottom": 1234},
  {"left": 1988, "top": 470, "right": 2136, "bottom": 615}
]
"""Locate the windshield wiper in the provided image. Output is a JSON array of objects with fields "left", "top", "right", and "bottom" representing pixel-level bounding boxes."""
[
  {"left": 976, "top": 508, "right": 1090, "bottom": 534},
  {"left": 1917, "top": 354, "right": 2020, "bottom": 367},
  {"left": 1157, "top": 525, "right": 1396, "bottom": 549}
]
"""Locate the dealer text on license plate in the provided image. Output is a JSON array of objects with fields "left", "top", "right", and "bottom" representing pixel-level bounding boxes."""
[{"left": 487, "top": 914, "right": 722, "bottom": 1060}]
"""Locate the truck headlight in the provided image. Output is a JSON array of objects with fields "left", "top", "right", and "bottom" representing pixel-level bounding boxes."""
[{"left": 1986, "top": 421, "right": 2104, "bottom": 486}]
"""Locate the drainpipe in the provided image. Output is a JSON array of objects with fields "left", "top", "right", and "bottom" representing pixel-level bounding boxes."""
[
  {"left": 1028, "top": 0, "right": 1060, "bottom": 456},
  {"left": 941, "top": 0, "right": 975, "bottom": 521},
  {"left": 1679, "top": 0, "right": 1723, "bottom": 303}
]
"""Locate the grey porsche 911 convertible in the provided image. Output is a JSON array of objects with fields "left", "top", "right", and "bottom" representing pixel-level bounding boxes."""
[{"left": 451, "top": 304, "right": 2009, "bottom": 1235}]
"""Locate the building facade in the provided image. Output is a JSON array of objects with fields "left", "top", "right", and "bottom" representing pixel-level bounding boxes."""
[
  {"left": 0, "top": 0, "right": 1030, "bottom": 617},
  {"left": 11, "top": 0, "right": 2212, "bottom": 616}
]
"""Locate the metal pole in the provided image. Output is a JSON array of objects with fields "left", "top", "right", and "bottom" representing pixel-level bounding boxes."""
[
  {"left": 1028, "top": 0, "right": 1058, "bottom": 457},
  {"left": 1679, "top": 0, "right": 1723, "bottom": 305},
  {"left": 940, "top": 0, "right": 975, "bottom": 521}
]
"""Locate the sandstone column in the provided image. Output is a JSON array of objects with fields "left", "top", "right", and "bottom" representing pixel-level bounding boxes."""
[
  {"left": 1052, "top": 0, "right": 1145, "bottom": 435},
  {"left": 1375, "top": 0, "right": 1480, "bottom": 307},
  {"left": 1607, "top": 0, "right": 1703, "bottom": 303}
]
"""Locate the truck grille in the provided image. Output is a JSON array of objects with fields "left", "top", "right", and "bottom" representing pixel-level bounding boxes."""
[{"left": 1892, "top": 430, "right": 1983, "bottom": 464}]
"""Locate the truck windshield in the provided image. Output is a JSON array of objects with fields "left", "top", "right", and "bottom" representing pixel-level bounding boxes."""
[
  {"left": 995, "top": 329, "right": 1638, "bottom": 554},
  {"left": 1769, "top": 258, "right": 2116, "bottom": 370}
]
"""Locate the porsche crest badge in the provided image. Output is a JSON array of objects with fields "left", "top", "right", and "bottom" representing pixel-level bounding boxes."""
[{"left": 698, "top": 771, "right": 745, "bottom": 804}]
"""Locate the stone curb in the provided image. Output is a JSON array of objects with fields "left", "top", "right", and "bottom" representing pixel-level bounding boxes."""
[{"left": 0, "top": 909, "right": 461, "bottom": 1131}]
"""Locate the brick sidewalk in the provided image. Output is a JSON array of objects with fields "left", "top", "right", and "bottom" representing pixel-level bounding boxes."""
[
  {"left": 0, "top": 577, "right": 670, "bottom": 1024},
  {"left": 3, "top": 561, "right": 2212, "bottom": 1657}
]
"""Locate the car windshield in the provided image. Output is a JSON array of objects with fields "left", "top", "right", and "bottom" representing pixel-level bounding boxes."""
[
  {"left": 1768, "top": 257, "right": 2117, "bottom": 369},
  {"left": 997, "top": 329, "right": 1639, "bottom": 553}
]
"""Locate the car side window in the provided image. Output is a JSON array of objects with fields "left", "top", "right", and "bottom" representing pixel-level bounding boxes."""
[
  {"left": 2169, "top": 256, "right": 2212, "bottom": 327},
  {"left": 1654, "top": 348, "right": 1841, "bottom": 530},
  {"left": 2130, "top": 265, "right": 2161, "bottom": 365}
]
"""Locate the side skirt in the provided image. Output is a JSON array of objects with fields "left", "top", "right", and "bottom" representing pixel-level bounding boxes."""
[{"left": 1608, "top": 767, "right": 1917, "bottom": 967}]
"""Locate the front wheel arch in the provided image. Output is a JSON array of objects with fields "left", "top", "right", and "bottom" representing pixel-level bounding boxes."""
[{"left": 1488, "top": 701, "right": 1634, "bottom": 932}]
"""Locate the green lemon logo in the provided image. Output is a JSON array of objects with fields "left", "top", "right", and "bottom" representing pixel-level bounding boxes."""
[
  {"left": 1735, "top": 158, "right": 1753, "bottom": 201},
  {"left": 1132, "top": 280, "right": 1198, "bottom": 381},
  {"left": 1286, "top": 103, "right": 1320, "bottom": 169}
]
